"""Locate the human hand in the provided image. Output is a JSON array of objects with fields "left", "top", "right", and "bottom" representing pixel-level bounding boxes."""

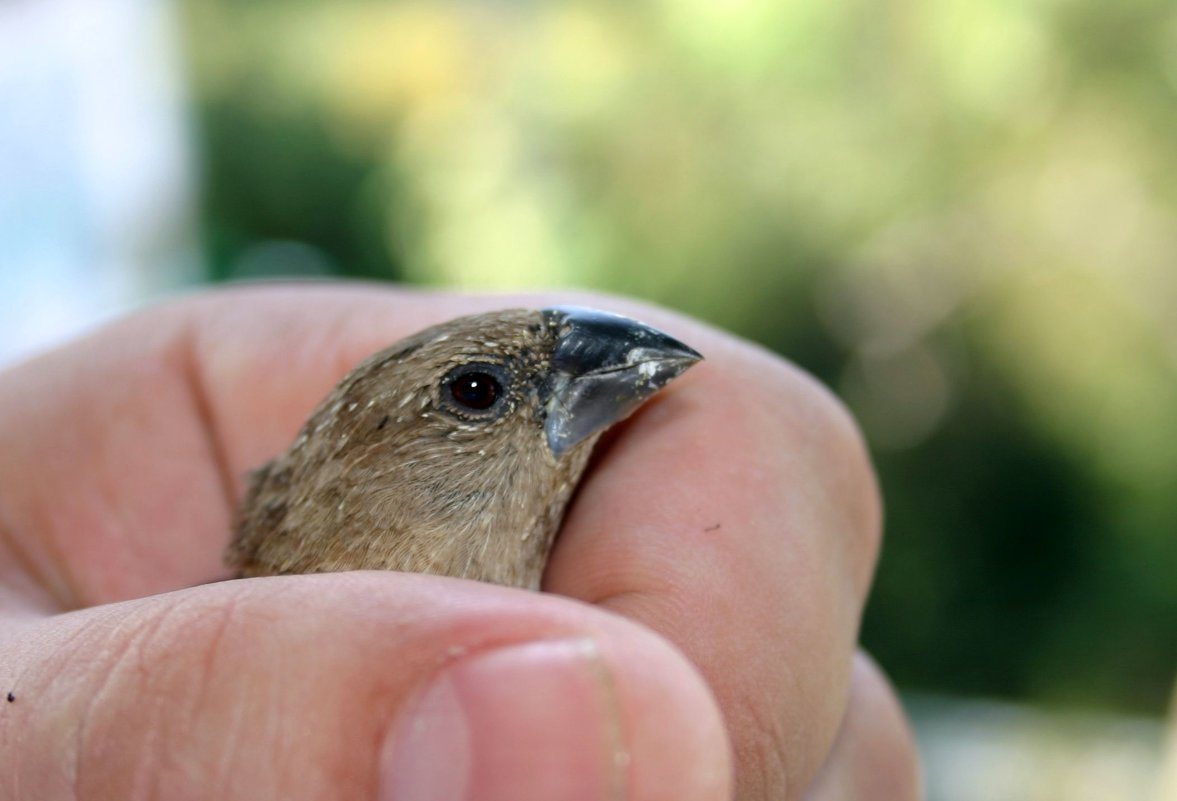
[{"left": 0, "top": 284, "right": 919, "bottom": 800}]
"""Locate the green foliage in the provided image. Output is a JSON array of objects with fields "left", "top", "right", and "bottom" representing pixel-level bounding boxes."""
[
  {"left": 197, "top": 97, "right": 402, "bottom": 281},
  {"left": 183, "top": 0, "right": 1177, "bottom": 713}
]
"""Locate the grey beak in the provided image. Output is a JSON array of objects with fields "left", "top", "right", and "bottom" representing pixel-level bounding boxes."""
[{"left": 541, "top": 306, "right": 702, "bottom": 457}]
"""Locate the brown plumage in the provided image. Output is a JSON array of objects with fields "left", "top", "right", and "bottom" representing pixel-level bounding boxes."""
[{"left": 227, "top": 307, "right": 700, "bottom": 589}]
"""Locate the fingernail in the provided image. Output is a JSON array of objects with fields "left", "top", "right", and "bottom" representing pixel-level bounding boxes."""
[{"left": 379, "top": 638, "right": 625, "bottom": 801}]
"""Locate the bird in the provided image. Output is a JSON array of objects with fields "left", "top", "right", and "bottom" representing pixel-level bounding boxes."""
[{"left": 226, "top": 306, "right": 702, "bottom": 590}]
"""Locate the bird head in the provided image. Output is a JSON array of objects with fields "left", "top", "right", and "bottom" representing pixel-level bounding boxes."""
[{"left": 229, "top": 306, "right": 701, "bottom": 589}]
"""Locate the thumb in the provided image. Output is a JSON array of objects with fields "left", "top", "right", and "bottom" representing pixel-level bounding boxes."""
[{"left": 0, "top": 572, "right": 731, "bottom": 801}]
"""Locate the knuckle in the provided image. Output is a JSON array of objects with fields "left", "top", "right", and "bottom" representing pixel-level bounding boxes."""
[
  {"left": 735, "top": 694, "right": 794, "bottom": 801},
  {"left": 746, "top": 348, "right": 884, "bottom": 595},
  {"left": 845, "top": 653, "right": 923, "bottom": 801},
  {"left": 814, "top": 380, "right": 885, "bottom": 577},
  {"left": 70, "top": 592, "right": 253, "bottom": 801}
]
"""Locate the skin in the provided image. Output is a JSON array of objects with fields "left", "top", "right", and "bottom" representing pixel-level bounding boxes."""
[{"left": 0, "top": 284, "right": 920, "bottom": 801}]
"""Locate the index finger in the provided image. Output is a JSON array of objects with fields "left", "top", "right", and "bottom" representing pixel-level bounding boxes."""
[{"left": 544, "top": 317, "right": 882, "bottom": 800}]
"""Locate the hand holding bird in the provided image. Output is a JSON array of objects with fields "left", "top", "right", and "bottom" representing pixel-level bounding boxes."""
[{"left": 0, "top": 286, "right": 917, "bottom": 801}]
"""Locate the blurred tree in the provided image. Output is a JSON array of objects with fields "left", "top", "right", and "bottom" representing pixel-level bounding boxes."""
[
  {"left": 181, "top": 0, "right": 1177, "bottom": 714},
  {"left": 199, "top": 100, "right": 403, "bottom": 281}
]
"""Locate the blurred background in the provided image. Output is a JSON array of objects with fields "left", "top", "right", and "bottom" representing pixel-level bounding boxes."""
[{"left": 2, "top": 0, "right": 1175, "bottom": 797}]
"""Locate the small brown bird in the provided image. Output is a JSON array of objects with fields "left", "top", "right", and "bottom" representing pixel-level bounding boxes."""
[{"left": 227, "top": 306, "right": 701, "bottom": 589}]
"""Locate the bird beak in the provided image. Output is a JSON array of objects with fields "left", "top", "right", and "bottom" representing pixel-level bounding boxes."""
[{"left": 541, "top": 306, "right": 702, "bottom": 457}]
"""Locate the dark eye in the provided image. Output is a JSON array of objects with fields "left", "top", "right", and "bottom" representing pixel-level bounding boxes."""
[
  {"left": 441, "top": 362, "right": 512, "bottom": 418},
  {"left": 450, "top": 371, "right": 501, "bottom": 410}
]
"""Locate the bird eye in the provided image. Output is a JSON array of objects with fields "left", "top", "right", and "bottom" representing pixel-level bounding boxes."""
[
  {"left": 450, "top": 371, "right": 500, "bottom": 410},
  {"left": 442, "top": 364, "right": 510, "bottom": 417}
]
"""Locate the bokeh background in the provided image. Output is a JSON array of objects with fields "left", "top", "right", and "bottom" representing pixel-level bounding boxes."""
[{"left": 2, "top": 1, "right": 1176, "bottom": 798}]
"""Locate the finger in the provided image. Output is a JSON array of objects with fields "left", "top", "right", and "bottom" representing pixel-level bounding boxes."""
[
  {"left": 803, "top": 652, "right": 923, "bottom": 801},
  {"left": 0, "top": 573, "right": 731, "bottom": 801},
  {"left": 544, "top": 321, "right": 883, "bottom": 800},
  {"left": 0, "top": 309, "right": 238, "bottom": 609}
]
